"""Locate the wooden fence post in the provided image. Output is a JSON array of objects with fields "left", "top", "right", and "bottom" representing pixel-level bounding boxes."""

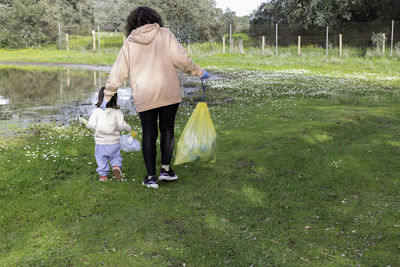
[
  {"left": 275, "top": 23, "right": 278, "bottom": 56},
  {"left": 391, "top": 20, "right": 394, "bottom": 57},
  {"left": 98, "top": 24, "right": 100, "bottom": 54},
  {"left": 58, "top": 23, "right": 61, "bottom": 50},
  {"left": 92, "top": 30, "right": 96, "bottom": 52},
  {"left": 262, "top": 36, "right": 265, "bottom": 54},
  {"left": 222, "top": 37, "right": 225, "bottom": 54},
  {"left": 326, "top": 26, "right": 329, "bottom": 57},
  {"left": 66, "top": 33, "right": 69, "bottom": 51},
  {"left": 298, "top": 36, "right": 301, "bottom": 56},
  {"left": 239, "top": 38, "right": 244, "bottom": 54},
  {"left": 382, "top": 33, "right": 386, "bottom": 55},
  {"left": 229, "top": 24, "right": 232, "bottom": 55},
  {"left": 67, "top": 69, "right": 70, "bottom": 87},
  {"left": 339, "top": 34, "right": 342, "bottom": 57}
]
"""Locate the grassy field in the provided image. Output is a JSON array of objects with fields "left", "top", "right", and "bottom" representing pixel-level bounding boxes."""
[
  {"left": 1, "top": 30, "right": 400, "bottom": 69},
  {"left": 2, "top": 47, "right": 400, "bottom": 83},
  {"left": 1, "top": 49, "right": 400, "bottom": 265}
]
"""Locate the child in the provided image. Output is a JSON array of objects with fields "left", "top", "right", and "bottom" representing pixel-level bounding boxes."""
[{"left": 87, "top": 87, "right": 132, "bottom": 182}]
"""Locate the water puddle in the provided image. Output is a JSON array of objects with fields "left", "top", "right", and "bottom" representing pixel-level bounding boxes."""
[{"left": 0, "top": 63, "right": 217, "bottom": 135}]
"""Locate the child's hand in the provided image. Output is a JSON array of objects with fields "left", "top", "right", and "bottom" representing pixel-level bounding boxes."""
[
  {"left": 80, "top": 117, "right": 88, "bottom": 125},
  {"left": 130, "top": 130, "right": 138, "bottom": 138}
]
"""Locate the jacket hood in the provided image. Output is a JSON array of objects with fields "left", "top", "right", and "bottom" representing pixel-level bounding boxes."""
[{"left": 128, "top": 23, "right": 160, "bottom": 45}]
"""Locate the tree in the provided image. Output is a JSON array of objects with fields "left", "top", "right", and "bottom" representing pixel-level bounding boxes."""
[
  {"left": 94, "top": 0, "right": 226, "bottom": 41},
  {"left": 349, "top": 0, "right": 400, "bottom": 21},
  {"left": 153, "top": 0, "right": 221, "bottom": 42},
  {"left": 0, "top": 0, "right": 236, "bottom": 48},
  {"left": 0, "top": 0, "right": 58, "bottom": 48},
  {"left": 221, "top": 8, "right": 237, "bottom": 34},
  {"left": 250, "top": 0, "right": 352, "bottom": 30},
  {"left": 94, "top": 0, "right": 139, "bottom": 32},
  {"left": 55, "top": 0, "right": 94, "bottom": 34},
  {"left": 250, "top": 0, "right": 400, "bottom": 33},
  {"left": 0, "top": 0, "right": 94, "bottom": 48}
]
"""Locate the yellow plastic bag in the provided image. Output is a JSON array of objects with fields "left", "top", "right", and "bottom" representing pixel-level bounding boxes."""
[{"left": 174, "top": 102, "right": 216, "bottom": 165}]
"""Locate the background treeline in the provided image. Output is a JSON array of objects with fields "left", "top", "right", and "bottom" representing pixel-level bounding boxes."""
[
  {"left": 0, "top": 0, "right": 238, "bottom": 48},
  {"left": 1, "top": 0, "right": 399, "bottom": 49},
  {"left": 250, "top": 0, "right": 400, "bottom": 47},
  {"left": 0, "top": 0, "right": 94, "bottom": 48}
]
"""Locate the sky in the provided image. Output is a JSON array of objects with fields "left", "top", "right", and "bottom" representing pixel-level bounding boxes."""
[{"left": 214, "top": 0, "right": 264, "bottom": 17}]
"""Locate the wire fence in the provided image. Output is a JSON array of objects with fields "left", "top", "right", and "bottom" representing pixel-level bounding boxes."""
[
  {"left": 57, "top": 20, "right": 400, "bottom": 58},
  {"left": 250, "top": 20, "right": 399, "bottom": 47}
]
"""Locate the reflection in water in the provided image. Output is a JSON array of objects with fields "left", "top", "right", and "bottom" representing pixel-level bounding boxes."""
[
  {"left": 0, "top": 65, "right": 209, "bottom": 134},
  {"left": 0, "top": 67, "right": 136, "bottom": 124},
  {"left": 0, "top": 96, "right": 9, "bottom": 105}
]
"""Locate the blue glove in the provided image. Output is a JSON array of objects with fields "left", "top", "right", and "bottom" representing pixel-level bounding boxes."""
[
  {"left": 201, "top": 70, "right": 210, "bottom": 80},
  {"left": 100, "top": 99, "right": 108, "bottom": 110}
]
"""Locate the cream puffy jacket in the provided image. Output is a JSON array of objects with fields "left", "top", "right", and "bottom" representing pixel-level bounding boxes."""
[
  {"left": 104, "top": 23, "right": 204, "bottom": 112},
  {"left": 87, "top": 108, "right": 132, "bottom": 145}
]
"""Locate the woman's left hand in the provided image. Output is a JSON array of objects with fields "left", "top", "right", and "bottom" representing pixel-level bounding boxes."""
[{"left": 100, "top": 100, "right": 108, "bottom": 110}]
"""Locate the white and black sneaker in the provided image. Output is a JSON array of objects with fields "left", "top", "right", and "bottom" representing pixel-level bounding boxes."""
[
  {"left": 142, "top": 176, "right": 159, "bottom": 189},
  {"left": 158, "top": 168, "right": 178, "bottom": 181}
]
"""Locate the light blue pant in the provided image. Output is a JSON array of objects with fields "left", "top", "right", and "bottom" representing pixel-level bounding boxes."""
[{"left": 95, "top": 144, "right": 122, "bottom": 176}]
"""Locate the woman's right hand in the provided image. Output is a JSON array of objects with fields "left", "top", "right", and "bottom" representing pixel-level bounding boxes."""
[{"left": 201, "top": 70, "right": 210, "bottom": 80}]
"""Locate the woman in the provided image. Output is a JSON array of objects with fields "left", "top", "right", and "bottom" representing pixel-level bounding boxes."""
[{"left": 101, "top": 6, "right": 209, "bottom": 189}]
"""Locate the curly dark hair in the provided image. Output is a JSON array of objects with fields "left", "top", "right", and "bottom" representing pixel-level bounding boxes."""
[
  {"left": 96, "top": 86, "right": 119, "bottom": 109},
  {"left": 125, "top": 6, "right": 164, "bottom": 36}
]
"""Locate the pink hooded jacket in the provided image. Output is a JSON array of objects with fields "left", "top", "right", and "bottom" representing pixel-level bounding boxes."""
[{"left": 104, "top": 23, "right": 205, "bottom": 112}]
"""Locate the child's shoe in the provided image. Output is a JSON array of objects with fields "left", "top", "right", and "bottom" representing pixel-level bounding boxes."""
[
  {"left": 112, "top": 165, "right": 123, "bottom": 181},
  {"left": 142, "top": 176, "right": 159, "bottom": 189},
  {"left": 158, "top": 167, "right": 178, "bottom": 181},
  {"left": 99, "top": 176, "right": 108, "bottom": 182}
]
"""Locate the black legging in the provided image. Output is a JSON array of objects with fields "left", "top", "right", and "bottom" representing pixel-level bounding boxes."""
[{"left": 139, "top": 103, "right": 179, "bottom": 176}]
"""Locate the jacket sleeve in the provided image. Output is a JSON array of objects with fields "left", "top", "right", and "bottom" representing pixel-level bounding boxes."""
[
  {"left": 168, "top": 30, "right": 204, "bottom": 78},
  {"left": 104, "top": 40, "right": 130, "bottom": 102},
  {"left": 86, "top": 109, "right": 98, "bottom": 130},
  {"left": 116, "top": 111, "right": 132, "bottom": 132}
]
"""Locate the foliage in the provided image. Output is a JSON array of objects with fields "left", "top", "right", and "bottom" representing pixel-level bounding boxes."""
[
  {"left": 250, "top": 0, "right": 400, "bottom": 40},
  {"left": 94, "top": 0, "right": 137, "bottom": 32},
  {"left": 55, "top": 0, "right": 94, "bottom": 34},
  {"left": 349, "top": 0, "right": 400, "bottom": 21},
  {"left": 219, "top": 8, "right": 237, "bottom": 35},
  {"left": 0, "top": 0, "right": 93, "bottom": 48},
  {"left": 251, "top": 0, "right": 352, "bottom": 28},
  {"left": 0, "top": 0, "right": 58, "bottom": 48},
  {"left": 231, "top": 33, "right": 249, "bottom": 41},
  {"left": 395, "top": 42, "right": 400, "bottom": 54},
  {"left": 0, "top": 0, "right": 242, "bottom": 47},
  {"left": 128, "top": 0, "right": 237, "bottom": 43},
  {"left": 371, "top": 32, "right": 386, "bottom": 48}
]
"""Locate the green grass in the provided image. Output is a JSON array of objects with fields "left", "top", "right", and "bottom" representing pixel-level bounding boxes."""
[
  {"left": 68, "top": 32, "right": 125, "bottom": 52},
  {"left": 1, "top": 52, "right": 400, "bottom": 265},
  {"left": 0, "top": 48, "right": 117, "bottom": 65},
  {"left": 2, "top": 44, "right": 400, "bottom": 76}
]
